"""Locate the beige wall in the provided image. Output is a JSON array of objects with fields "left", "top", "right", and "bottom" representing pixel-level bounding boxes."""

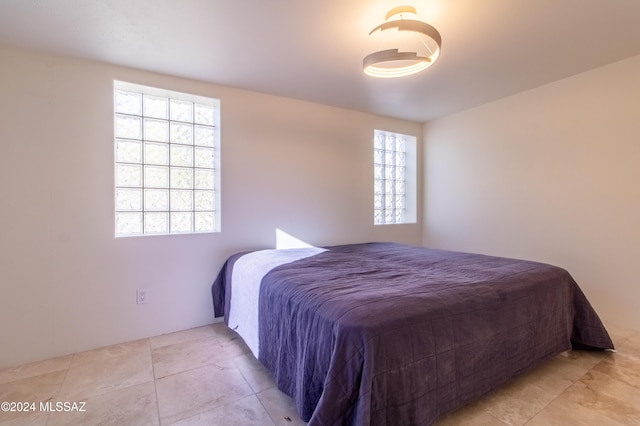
[
  {"left": 424, "top": 54, "right": 640, "bottom": 332},
  {"left": 0, "top": 47, "right": 422, "bottom": 368}
]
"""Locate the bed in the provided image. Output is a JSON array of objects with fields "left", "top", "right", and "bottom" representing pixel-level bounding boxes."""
[{"left": 211, "top": 242, "right": 613, "bottom": 425}]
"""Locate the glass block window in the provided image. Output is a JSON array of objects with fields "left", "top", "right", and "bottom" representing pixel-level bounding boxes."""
[
  {"left": 374, "top": 130, "right": 411, "bottom": 225},
  {"left": 114, "top": 81, "right": 220, "bottom": 237}
]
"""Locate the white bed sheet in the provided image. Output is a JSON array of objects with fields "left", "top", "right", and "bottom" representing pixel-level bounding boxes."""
[{"left": 228, "top": 247, "right": 326, "bottom": 358}]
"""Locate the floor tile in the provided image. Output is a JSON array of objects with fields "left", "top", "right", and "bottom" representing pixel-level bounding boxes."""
[
  {"left": 560, "top": 369, "right": 640, "bottom": 425},
  {"left": 518, "top": 356, "right": 588, "bottom": 397},
  {"left": 168, "top": 394, "right": 275, "bottom": 426},
  {"left": 151, "top": 334, "right": 249, "bottom": 379},
  {"left": 592, "top": 351, "right": 640, "bottom": 389},
  {"left": 256, "top": 387, "right": 307, "bottom": 426},
  {"left": 47, "top": 381, "right": 158, "bottom": 426},
  {"left": 604, "top": 323, "right": 636, "bottom": 346},
  {"left": 232, "top": 353, "right": 275, "bottom": 393},
  {"left": 474, "top": 376, "right": 555, "bottom": 425},
  {"left": 58, "top": 346, "right": 153, "bottom": 400},
  {"left": 149, "top": 323, "right": 235, "bottom": 350},
  {"left": 526, "top": 397, "right": 625, "bottom": 426},
  {"left": 0, "top": 411, "right": 48, "bottom": 426},
  {"left": 0, "top": 355, "right": 72, "bottom": 386},
  {"left": 618, "top": 333, "right": 640, "bottom": 357},
  {"left": 556, "top": 349, "right": 611, "bottom": 370},
  {"left": 70, "top": 339, "right": 150, "bottom": 367},
  {"left": 435, "top": 401, "right": 507, "bottom": 425},
  {"left": 155, "top": 363, "right": 253, "bottom": 424},
  {"left": 0, "top": 371, "right": 66, "bottom": 424}
]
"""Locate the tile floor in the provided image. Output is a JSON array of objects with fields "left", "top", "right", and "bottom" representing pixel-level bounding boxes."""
[{"left": 0, "top": 322, "right": 638, "bottom": 425}]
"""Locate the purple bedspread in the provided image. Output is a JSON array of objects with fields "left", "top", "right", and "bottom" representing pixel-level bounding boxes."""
[{"left": 212, "top": 242, "right": 613, "bottom": 425}]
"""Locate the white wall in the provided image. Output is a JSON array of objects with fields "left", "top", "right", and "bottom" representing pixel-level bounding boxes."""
[
  {"left": 424, "top": 54, "right": 640, "bottom": 332},
  {"left": 0, "top": 46, "right": 423, "bottom": 369}
]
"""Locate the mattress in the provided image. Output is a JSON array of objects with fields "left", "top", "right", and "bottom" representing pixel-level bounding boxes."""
[{"left": 212, "top": 242, "right": 613, "bottom": 425}]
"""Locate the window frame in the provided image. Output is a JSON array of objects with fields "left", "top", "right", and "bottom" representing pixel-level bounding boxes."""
[
  {"left": 373, "top": 129, "right": 417, "bottom": 225},
  {"left": 113, "top": 81, "right": 221, "bottom": 237}
]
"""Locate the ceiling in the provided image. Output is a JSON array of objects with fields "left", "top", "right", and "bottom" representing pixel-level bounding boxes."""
[{"left": 1, "top": 0, "right": 639, "bottom": 122}]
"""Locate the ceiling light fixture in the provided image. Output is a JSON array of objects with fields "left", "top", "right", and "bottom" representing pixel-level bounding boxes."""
[{"left": 363, "top": 6, "right": 442, "bottom": 78}]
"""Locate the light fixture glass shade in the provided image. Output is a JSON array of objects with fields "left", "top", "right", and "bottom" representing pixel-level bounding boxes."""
[{"left": 364, "top": 6, "right": 441, "bottom": 78}]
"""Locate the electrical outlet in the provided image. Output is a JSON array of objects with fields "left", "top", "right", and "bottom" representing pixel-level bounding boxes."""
[{"left": 136, "top": 289, "right": 148, "bottom": 305}]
